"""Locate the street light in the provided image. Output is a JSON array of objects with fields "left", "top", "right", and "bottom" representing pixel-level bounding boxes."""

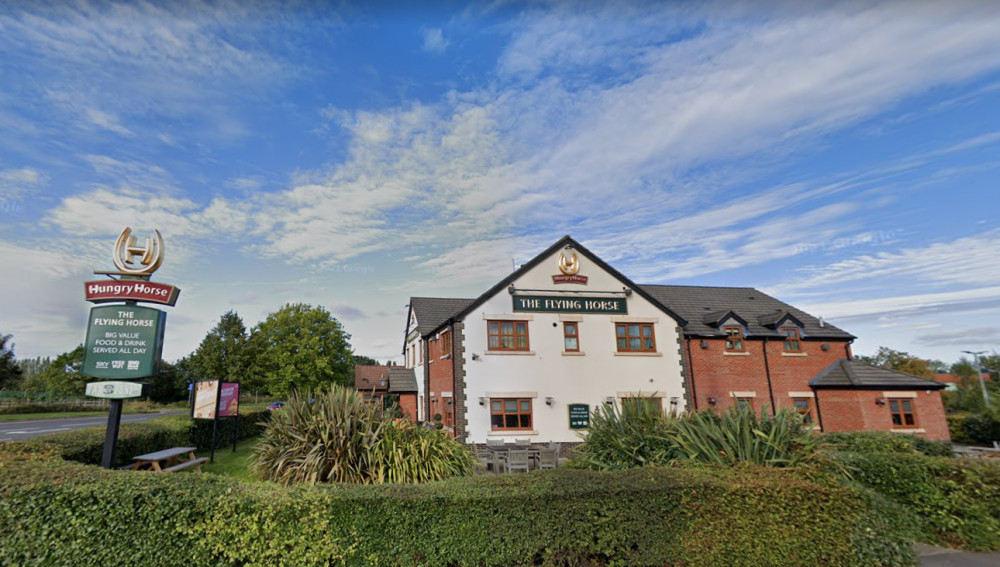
[{"left": 961, "top": 350, "right": 990, "bottom": 405}]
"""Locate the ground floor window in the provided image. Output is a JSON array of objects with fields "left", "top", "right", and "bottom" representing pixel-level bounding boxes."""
[
  {"left": 735, "top": 397, "right": 754, "bottom": 411},
  {"left": 491, "top": 398, "right": 532, "bottom": 430},
  {"left": 792, "top": 398, "right": 812, "bottom": 424},
  {"left": 621, "top": 397, "right": 662, "bottom": 414},
  {"left": 888, "top": 398, "right": 917, "bottom": 428}
]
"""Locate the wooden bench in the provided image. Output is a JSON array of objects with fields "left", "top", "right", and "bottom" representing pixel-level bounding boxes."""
[{"left": 162, "top": 457, "right": 209, "bottom": 473}]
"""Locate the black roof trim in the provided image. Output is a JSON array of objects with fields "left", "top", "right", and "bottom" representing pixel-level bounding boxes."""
[{"left": 428, "top": 235, "right": 688, "bottom": 336}]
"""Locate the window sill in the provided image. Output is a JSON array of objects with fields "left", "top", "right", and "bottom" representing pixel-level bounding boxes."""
[
  {"left": 890, "top": 428, "right": 926, "bottom": 434},
  {"left": 440, "top": 354, "right": 451, "bottom": 360},
  {"left": 562, "top": 351, "right": 585, "bottom": 356},
  {"left": 781, "top": 352, "right": 807, "bottom": 357},
  {"left": 488, "top": 430, "right": 539, "bottom": 437},
  {"left": 485, "top": 350, "right": 536, "bottom": 356},
  {"left": 613, "top": 351, "right": 662, "bottom": 357},
  {"left": 723, "top": 351, "right": 750, "bottom": 356}
]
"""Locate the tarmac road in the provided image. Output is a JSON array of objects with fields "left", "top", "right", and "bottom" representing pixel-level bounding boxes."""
[{"left": 0, "top": 410, "right": 185, "bottom": 442}]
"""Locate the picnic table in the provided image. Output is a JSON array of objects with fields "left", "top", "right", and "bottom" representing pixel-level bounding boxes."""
[{"left": 126, "top": 446, "right": 208, "bottom": 472}]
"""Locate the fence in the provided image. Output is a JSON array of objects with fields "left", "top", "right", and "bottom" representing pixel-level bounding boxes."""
[{"left": 0, "top": 397, "right": 110, "bottom": 411}]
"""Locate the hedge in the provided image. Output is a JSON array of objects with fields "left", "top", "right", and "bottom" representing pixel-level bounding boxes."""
[
  {"left": 0, "top": 447, "right": 915, "bottom": 567},
  {"left": 22, "top": 410, "right": 271, "bottom": 468},
  {"left": 948, "top": 414, "right": 1000, "bottom": 445},
  {"left": 832, "top": 451, "right": 1000, "bottom": 550},
  {"left": 821, "top": 431, "right": 955, "bottom": 458}
]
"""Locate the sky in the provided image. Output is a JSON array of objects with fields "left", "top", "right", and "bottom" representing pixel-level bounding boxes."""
[{"left": 1, "top": 0, "right": 1000, "bottom": 367}]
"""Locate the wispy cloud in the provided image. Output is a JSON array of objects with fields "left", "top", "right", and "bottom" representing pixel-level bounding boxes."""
[{"left": 421, "top": 28, "right": 449, "bottom": 54}]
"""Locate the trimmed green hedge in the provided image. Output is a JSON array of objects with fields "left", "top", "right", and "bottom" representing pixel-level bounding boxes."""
[
  {"left": 821, "top": 431, "right": 954, "bottom": 457},
  {"left": 832, "top": 451, "right": 1000, "bottom": 550},
  {"left": 0, "top": 448, "right": 915, "bottom": 567},
  {"left": 25, "top": 410, "right": 271, "bottom": 468}
]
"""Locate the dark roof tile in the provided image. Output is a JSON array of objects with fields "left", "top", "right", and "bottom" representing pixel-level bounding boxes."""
[{"left": 810, "top": 360, "right": 945, "bottom": 390}]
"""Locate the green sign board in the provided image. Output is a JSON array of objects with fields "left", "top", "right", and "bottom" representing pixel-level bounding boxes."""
[
  {"left": 512, "top": 295, "right": 628, "bottom": 314},
  {"left": 568, "top": 403, "right": 590, "bottom": 430},
  {"left": 82, "top": 305, "right": 166, "bottom": 379}
]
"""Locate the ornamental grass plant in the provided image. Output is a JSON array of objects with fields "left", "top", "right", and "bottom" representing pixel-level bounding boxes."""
[{"left": 251, "top": 385, "right": 474, "bottom": 485}]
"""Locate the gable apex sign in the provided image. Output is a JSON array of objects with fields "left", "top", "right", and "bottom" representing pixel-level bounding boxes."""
[{"left": 553, "top": 249, "right": 588, "bottom": 285}]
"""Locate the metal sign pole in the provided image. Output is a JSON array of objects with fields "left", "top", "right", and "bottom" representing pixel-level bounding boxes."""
[
  {"left": 210, "top": 379, "right": 222, "bottom": 464},
  {"left": 100, "top": 399, "right": 124, "bottom": 469}
]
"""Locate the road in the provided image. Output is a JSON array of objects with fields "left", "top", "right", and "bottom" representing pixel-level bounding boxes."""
[{"left": 0, "top": 411, "right": 185, "bottom": 442}]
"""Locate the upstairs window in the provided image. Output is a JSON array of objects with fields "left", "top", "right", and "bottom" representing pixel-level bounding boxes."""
[
  {"left": 563, "top": 322, "right": 579, "bottom": 352},
  {"left": 724, "top": 326, "right": 744, "bottom": 351},
  {"left": 780, "top": 327, "right": 801, "bottom": 352},
  {"left": 615, "top": 323, "right": 656, "bottom": 352},
  {"left": 487, "top": 320, "right": 529, "bottom": 351},
  {"left": 441, "top": 331, "right": 452, "bottom": 356}
]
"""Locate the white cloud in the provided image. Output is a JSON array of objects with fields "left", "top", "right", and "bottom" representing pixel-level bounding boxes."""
[
  {"left": 0, "top": 167, "right": 45, "bottom": 200},
  {"left": 422, "top": 28, "right": 449, "bottom": 54}
]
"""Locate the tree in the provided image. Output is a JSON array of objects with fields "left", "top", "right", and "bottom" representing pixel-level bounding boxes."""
[
  {"left": 353, "top": 354, "right": 380, "bottom": 367},
  {"left": 148, "top": 358, "right": 191, "bottom": 404},
  {"left": 0, "top": 333, "right": 23, "bottom": 389},
  {"left": 22, "top": 345, "right": 86, "bottom": 397},
  {"left": 855, "top": 346, "right": 935, "bottom": 378},
  {"left": 249, "top": 303, "right": 353, "bottom": 398},
  {"left": 188, "top": 311, "right": 255, "bottom": 388}
]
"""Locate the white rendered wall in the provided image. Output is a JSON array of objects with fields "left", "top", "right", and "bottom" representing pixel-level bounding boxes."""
[
  {"left": 405, "top": 310, "right": 425, "bottom": 422},
  {"left": 461, "top": 248, "right": 687, "bottom": 444}
]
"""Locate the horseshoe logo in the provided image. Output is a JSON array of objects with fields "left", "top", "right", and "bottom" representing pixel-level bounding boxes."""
[
  {"left": 558, "top": 250, "right": 580, "bottom": 275},
  {"left": 112, "top": 227, "right": 164, "bottom": 276}
]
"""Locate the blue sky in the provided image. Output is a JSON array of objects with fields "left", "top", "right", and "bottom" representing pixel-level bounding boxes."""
[{"left": 2, "top": 0, "right": 1000, "bottom": 366}]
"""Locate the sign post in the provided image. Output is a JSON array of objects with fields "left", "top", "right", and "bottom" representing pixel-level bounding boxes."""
[
  {"left": 192, "top": 380, "right": 239, "bottom": 462},
  {"left": 81, "top": 227, "right": 179, "bottom": 469}
]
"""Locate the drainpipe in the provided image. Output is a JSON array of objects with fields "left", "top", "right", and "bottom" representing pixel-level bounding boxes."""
[
  {"left": 813, "top": 389, "right": 825, "bottom": 432},
  {"left": 762, "top": 337, "right": 777, "bottom": 416},
  {"left": 686, "top": 338, "right": 698, "bottom": 411}
]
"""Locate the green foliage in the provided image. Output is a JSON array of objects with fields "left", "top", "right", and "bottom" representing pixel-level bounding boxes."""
[
  {"left": 252, "top": 386, "right": 472, "bottom": 485},
  {"left": 352, "top": 354, "right": 379, "bottom": 366},
  {"left": 249, "top": 303, "right": 354, "bottom": 397},
  {"left": 20, "top": 345, "right": 86, "bottom": 397},
  {"left": 822, "top": 431, "right": 955, "bottom": 458},
  {"left": 0, "top": 447, "right": 915, "bottom": 567},
  {"left": 831, "top": 451, "right": 1000, "bottom": 551},
  {"left": 949, "top": 413, "right": 1000, "bottom": 445},
  {"left": 0, "top": 332, "right": 22, "bottom": 389},
  {"left": 573, "top": 403, "right": 823, "bottom": 470},
  {"left": 30, "top": 411, "right": 271, "bottom": 468},
  {"left": 856, "top": 346, "right": 936, "bottom": 378},
  {"left": 189, "top": 310, "right": 257, "bottom": 390},
  {"left": 147, "top": 358, "right": 191, "bottom": 403},
  {"left": 0, "top": 401, "right": 109, "bottom": 415}
]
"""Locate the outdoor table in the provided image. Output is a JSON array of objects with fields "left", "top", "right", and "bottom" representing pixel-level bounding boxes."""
[
  {"left": 128, "top": 446, "right": 206, "bottom": 472},
  {"left": 487, "top": 444, "right": 541, "bottom": 471}
]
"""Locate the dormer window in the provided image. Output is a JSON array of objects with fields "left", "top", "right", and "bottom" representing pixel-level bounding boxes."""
[
  {"left": 780, "top": 327, "right": 801, "bottom": 352},
  {"left": 724, "top": 326, "right": 744, "bottom": 351}
]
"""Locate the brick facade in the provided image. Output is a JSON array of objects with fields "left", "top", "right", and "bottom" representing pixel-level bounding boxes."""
[
  {"left": 397, "top": 393, "right": 418, "bottom": 422},
  {"left": 816, "top": 389, "right": 950, "bottom": 441},
  {"left": 426, "top": 328, "right": 456, "bottom": 430}
]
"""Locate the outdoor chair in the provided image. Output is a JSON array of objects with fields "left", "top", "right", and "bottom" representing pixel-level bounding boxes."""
[
  {"left": 474, "top": 445, "right": 492, "bottom": 471},
  {"left": 504, "top": 449, "right": 530, "bottom": 473},
  {"left": 486, "top": 438, "right": 504, "bottom": 447},
  {"left": 538, "top": 448, "right": 557, "bottom": 470},
  {"left": 515, "top": 438, "right": 530, "bottom": 446}
]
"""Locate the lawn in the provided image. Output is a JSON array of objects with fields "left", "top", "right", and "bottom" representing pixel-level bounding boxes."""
[{"left": 202, "top": 437, "right": 261, "bottom": 481}]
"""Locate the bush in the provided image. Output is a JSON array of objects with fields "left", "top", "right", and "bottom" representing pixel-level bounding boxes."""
[
  {"left": 948, "top": 413, "right": 1000, "bottom": 445},
  {"left": 0, "top": 446, "right": 916, "bottom": 567},
  {"left": 31, "top": 410, "right": 270, "bottom": 467},
  {"left": 572, "top": 404, "right": 823, "bottom": 470},
  {"left": 822, "top": 431, "right": 955, "bottom": 457},
  {"left": 831, "top": 451, "right": 1000, "bottom": 550},
  {"left": 252, "top": 386, "right": 474, "bottom": 485}
]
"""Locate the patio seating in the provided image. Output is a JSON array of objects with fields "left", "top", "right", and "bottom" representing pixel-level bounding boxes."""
[
  {"left": 515, "top": 438, "right": 531, "bottom": 446},
  {"left": 537, "top": 448, "right": 557, "bottom": 470},
  {"left": 504, "top": 449, "right": 530, "bottom": 473}
]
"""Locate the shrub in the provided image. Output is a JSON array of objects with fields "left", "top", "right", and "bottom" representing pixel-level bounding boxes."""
[
  {"left": 251, "top": 385, "right": 474, "bottom": 485},
  {"left": 570, "top": 397, "right": 677, "bottom": 470},
  {"left": 0, "top": 446, "right": 916, "bottom": 567},
  {"left": 949, "top": 413, "right": 1000, "bottom": 445},
  {"left": 822, "top": 431, "right": 954, "bottom": 457},
  {"left": 831, "top": 451, "right": 1000, "bottom": 550}
]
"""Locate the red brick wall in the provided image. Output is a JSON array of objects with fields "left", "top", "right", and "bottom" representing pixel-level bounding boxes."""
[
  {"left": 426, "top": 330, "right": 455, "bottom": 429},
  {"left": 816, "top": 389, "right": 950, "bottom": 441},
  {"left": 687, "top": 337, "right": 849, "bottom": 412},
  {"left": 398, "top": 393, "right": 418, "bottom": 422}
]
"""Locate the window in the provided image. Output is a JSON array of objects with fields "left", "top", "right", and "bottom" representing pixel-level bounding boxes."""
[
  {"left": 490, "top": 398, "right": 532, "bottom": 430},
  {"left": 615, "top": 323, "right": 656, "bottom": 352},
  {"left": 563, "top": 322, "right": 579, "bottom": 352},
  {"left": 487, "top": 320, "right": 530, "bottom": 351},
  {"left": 621, "top": 397, "right": 662, "bottom": 414},
  {"left": 781, "top": 327, "right": 801, "bottom": 352},
  {"left": 441, "top": 331, "right": 451, "bottom": 356},
  {"left": 735, "top": 397, "right": 754, "bottom": 411},
  {"left": 724, "top": 326, "right": 744, "bottom": 351},
  {"left": 792, "top": 398, "right": 812, "bottom": 424},
  {"left": 889, "top": 398, "right": 917, "bottom": 428}
]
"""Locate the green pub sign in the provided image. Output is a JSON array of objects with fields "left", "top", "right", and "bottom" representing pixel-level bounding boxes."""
[
  {"left": 512, "top": 295, "right": 627, "bottom": 314},
  {"left": 82, "top": 304, "right": 166, "bottom": 379},
  {"left": 568, "top": 403, "right": 590, "bottom": 430}
]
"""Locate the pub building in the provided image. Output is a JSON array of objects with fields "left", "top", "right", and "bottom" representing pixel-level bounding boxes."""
[{"left": 392, "top": 236, "right": 949, "bottom": 445}]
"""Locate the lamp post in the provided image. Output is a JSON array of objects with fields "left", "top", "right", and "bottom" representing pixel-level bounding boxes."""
[{"left": 961, "top": 350, "right": 989, "bottom": 405}]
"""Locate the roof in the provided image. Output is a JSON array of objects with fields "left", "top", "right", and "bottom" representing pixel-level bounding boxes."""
[
  {"left": 810, "top": 360, "right": 945, "bottom": 390},
  {"left": 354, "top": 365, "right": 418, "bottom": 394},
  {"left": 639, "top": 285, "right": 855, "bottom": 339},
  {"left": 428, "top": 235, "right": 688, "bottom": 336},
  {"left": 355, "top": 365, "right": 390, "bottom": 390},
  {"left": 409, "top": 297, "right": 474, "bottom": 337}
]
